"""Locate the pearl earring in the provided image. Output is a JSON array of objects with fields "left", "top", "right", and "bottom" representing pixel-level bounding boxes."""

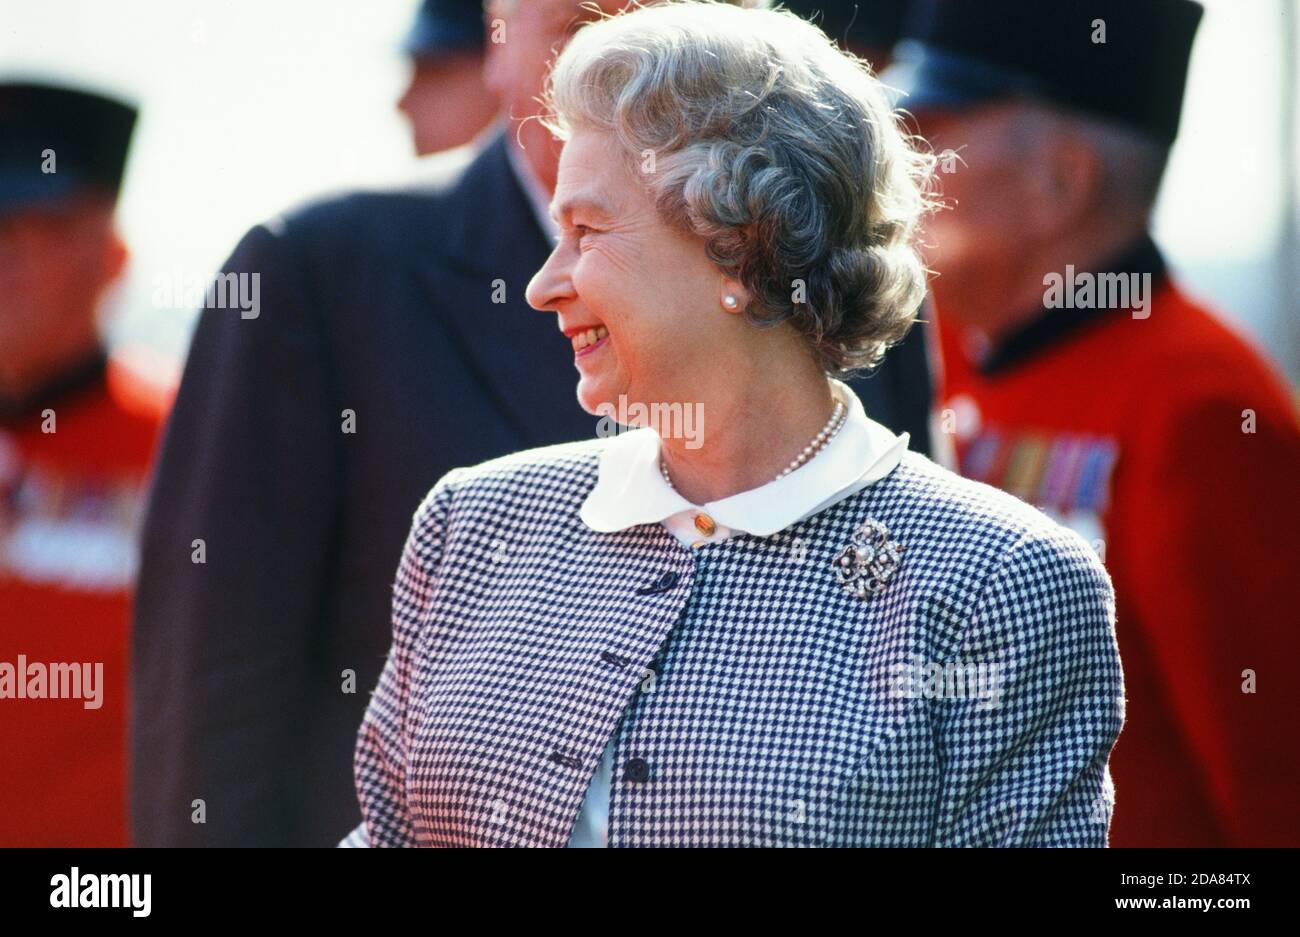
[{"left": 722, "top": 294, "right": 739, "bottom": 310}]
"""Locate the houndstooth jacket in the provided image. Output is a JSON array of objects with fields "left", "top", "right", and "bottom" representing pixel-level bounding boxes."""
[{"left": 340, "top": 440, "right": 1125, "bottom": 847}]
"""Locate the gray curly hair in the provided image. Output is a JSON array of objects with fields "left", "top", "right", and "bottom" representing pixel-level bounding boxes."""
[{"left": 537, "top": 0, "right": 936, "bottom": 375}]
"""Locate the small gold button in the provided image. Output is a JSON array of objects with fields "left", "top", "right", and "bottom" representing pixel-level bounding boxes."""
[
  {"left": 691, "top": 540, "right": 707, "bottom": 549},
  {"left": 694, "top": 513, "right": 716, "bottom": 536}
]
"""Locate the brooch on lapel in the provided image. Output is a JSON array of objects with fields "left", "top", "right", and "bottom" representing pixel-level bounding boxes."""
[{"left": 833, "top": 518, "right": 904, "bottom": 599}]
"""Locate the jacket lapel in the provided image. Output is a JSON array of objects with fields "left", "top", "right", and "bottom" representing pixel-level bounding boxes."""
[{"left": 414, "top": 130, "right": 592, "bottom": 448}]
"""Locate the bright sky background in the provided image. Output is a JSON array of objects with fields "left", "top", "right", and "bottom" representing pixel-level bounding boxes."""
[{"left": 3, "top": 0, "right": 1297, "bottom": 382}]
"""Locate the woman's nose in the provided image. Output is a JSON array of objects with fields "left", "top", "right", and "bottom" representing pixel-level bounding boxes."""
[{"left": 525, "top": 238, "right": 576, "bottom": 313}]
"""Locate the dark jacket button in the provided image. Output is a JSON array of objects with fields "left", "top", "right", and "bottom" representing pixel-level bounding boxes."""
[
  {"left": 623, "top": 757, "right": 650, "bottom": 782},
  {"left": 636, "top": 571, "right": 680, "bottom": 595},
  {"left": 549, "top": 751, "right": 583, "bottom": 770},
  {"left": 599, "top": 651, "right": 630, "bottom": 669}
]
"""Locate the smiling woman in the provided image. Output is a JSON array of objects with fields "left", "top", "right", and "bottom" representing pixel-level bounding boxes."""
[{"left": 340, "top": 0, "right": 1126, "bottom": 849}]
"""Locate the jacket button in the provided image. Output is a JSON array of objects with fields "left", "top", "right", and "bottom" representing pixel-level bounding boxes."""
[
  {"left": 549, "top": 750, "right": 583, "bottom": 770},
  {"left": 599, "top": 651, "right": 630, "bottom": 669},
  {"left": 636, "top": 571, "right": 679, "bottom": 595},
  {"left": 623, "top": 757, "right": 650, "bottom": 782}
]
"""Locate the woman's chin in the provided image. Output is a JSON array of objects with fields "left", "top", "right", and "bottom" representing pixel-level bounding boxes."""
[{"left": 576, "top": 375, "right": 618, "bottom": 418}]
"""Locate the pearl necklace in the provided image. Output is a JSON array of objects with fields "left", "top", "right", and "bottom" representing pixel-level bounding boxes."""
[{"left": 660, "top": 394, "right": 848, "bottom": 492}]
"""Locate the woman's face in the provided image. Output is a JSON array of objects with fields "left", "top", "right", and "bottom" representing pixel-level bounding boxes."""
[{"left": 526, "top": 127, "right": 735, "bottom": 417}]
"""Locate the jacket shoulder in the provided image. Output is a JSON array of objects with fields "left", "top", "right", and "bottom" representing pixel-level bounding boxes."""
[
  {"left": 878, "top": 454, "right": 1116, "bottom": 673},
  {"left": 892, "top": 451, "right": 1074, "bottom": 535},
  {"left": 240, "top": 143, "right": 482, "bottom": 260},
  {"left": 886, "top": 451, "right": 1108, "bottom": 578},
  {"left": 402, "top": 438, "right": 606, "bottom": 565},
  {"left": 436, "top": 438, "right": 608, "bottom": 508}
]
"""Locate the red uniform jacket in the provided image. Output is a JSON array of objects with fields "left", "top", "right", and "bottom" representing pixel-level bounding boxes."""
[
  {"left": 936, "top": 240, "right": 1300, "bottom": 846},
  {"left": 0, "top": 354, "right": 166, "bottom": 846}
]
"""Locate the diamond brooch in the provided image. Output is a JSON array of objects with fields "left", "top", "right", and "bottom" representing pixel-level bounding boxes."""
[{"left": 833, "top": 518, "right": 904, "bottom": 599}]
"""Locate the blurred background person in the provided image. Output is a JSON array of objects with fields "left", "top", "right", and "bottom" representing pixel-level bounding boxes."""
[
  {"left": 397, "top": 0, "right": 500, "bottom": 155},
  {"left": 886, "top": 0, "right": 1300, "bottom": 846},
  {"left": 0, "top": 81, "right": 165, "bottom": 846},
  {"left": 131, "top": 0, "right": 772, "bottom": 849}
]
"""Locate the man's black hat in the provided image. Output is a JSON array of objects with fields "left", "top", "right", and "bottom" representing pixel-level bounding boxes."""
[
  {"left": 885, "top": 0, "right": 1204, "bottom": 143},
  {"left": 0, "top": 81, "right": 138, "bottom": 213},
  {"left": 783, "top": 1, "right": 909, "bottom": 54},
  {"left": 403, "top": 0, "right": 484, "bottom": 60}
]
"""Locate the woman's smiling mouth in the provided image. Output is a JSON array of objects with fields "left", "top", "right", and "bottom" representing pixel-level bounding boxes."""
[{"left": 571, "top": 325, "right": 610, "bottom": 357}]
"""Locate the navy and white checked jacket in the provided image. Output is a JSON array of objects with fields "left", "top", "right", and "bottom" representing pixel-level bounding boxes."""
[{"left": 341, "top": 440, "right": 1125, "bottom": 847}]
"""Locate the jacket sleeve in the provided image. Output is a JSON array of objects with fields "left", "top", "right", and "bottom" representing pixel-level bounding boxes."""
[
  {"left": 348, "top": 470, "right": 461, "bottom": 848},
  {"left": 932, "top": 529, "right": 1126, "bottom": 847},
  {"left": 130, "top": 220, "right": 340, "bottom": 846}
]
